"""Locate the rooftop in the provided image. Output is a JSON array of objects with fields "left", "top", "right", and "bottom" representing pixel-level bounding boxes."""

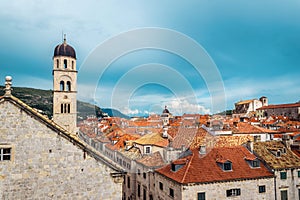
[
  {"left": 254, "top": 141, "right": 300, "bottom": 170},
  {"left": 134, "top": 132, "right": 168, "bottom": 147},
  {"left": 156, "top": 146, "right": 273, "bottom": 184}
]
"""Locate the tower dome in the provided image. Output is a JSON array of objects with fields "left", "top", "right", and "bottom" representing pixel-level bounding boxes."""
[{"left": 53, "top": 37, "right": 76, "bottom": 59}]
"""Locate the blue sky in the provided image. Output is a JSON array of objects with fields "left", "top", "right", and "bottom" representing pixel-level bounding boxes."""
[{"left": 0, "top": 0, "right": 300, "bottom": 116}]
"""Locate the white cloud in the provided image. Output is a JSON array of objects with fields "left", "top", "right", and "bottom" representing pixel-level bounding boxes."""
[{"left": 168, "top": 99, "right": 211, "bottom": 115}]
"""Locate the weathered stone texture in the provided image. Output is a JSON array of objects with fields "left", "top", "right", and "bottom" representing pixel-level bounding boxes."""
[{"left": 0, "top": 101, "right": 122, "bottom": 199}]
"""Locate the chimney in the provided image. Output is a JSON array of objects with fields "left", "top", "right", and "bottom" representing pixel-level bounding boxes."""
[
  {"left": 199, "top": 145, "right": 206, "bottom": 155},
  {"left": 4, "top": 76, "right": 12, "bottom": 97},
  {"left": 246, "top": 140, "right": 254, "bottom": 153}
]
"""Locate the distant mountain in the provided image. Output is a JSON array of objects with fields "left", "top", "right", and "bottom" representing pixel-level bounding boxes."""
[
  {"left": 0, "top": 86, "right": 107, "bottom": 120},
  {"left": 101, "top": 108, "right": 130, "bottom": 119}
]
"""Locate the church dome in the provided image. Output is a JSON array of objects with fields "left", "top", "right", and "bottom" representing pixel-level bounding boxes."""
[
  {"left": 54, "top": 38, "right": 76, "bottom": 59},
  {"left": 162, "top": 106, "right": 170, "bottom": 114}
]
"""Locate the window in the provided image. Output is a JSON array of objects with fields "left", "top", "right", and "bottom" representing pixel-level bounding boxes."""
[
  {"left": 71, "top": 61, "right": 74, "bottom": 69},
  {"left": 66, "top": 81, "right": 71, "bottom": 91},
  {"left": 223, "top": 162, "right": 232, "bottom": 171},
  {"left": 145, "top": 146, "right": 151, "bottom": 154},
  {"left": 277, "top": 151, "right": 281, "bottom": 157},
  {"left": 56, "top": 59, "right": 59, "bottom": 68},
  {"left": 281, "top": 190, "right": 288, "bottom": 200},
  {"left": 143, "top": 172, "right": 146, "bottom": 179},
  {"left": 226, "top": 188, "right": 241, "bottom": 197},
  {"left": 61, "top": 103, "right": 70, "bottom": 113},
  {"left": 143, "top": 187, "right": 147, "bottom": 200},
  {"left": 197, "top": 192, "right": 205, "bottom": 200},
  {"left": 137, "top": 184, "right": 141, "bottom": 197},
  {"left": 60, "top": 81, "right": 65, "bottom": 91},
  {"left": 0, "top": 148, "right": 11, "bottom": 161},
  {"left": 64, "top": 59, "right": 67, "bottom": 69},
  {"left": 298, "top": 170, "right": 300, "bottom": 178},
  {"left": 280, "top": 172, "right": 287, "bottom": 180},
  {"left": 171, "top": 163, "right": 184, "bottom": 172},
  {"left": 137, "top": 169, "right": 141, "bottom": 175},
  {"left": 252, "top": 160, "right": 260, "bottom": 168},
  {"left": 159, "top": 182, "right": 163, "bottom": 190},
  {"left": 259, "top": 185, "right": 266, "bottom": 193},
  {"left": 169, "top": 188, "right": 174, "bottom": 198},
  {"left": 127, "top": 176, "right": 130, "bottom": 188}
]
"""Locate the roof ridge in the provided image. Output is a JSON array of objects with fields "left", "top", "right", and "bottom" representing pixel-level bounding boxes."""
[
  {"left": 2, "top": 95, "right": 123, "bottom": 172},
  {"left": 181, "top": 151, "right": 195, "bottom": 183}
]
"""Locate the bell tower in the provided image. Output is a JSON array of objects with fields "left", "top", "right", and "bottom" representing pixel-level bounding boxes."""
[{"left": 52, "top": 35, "right": 77, "bottom": 134}]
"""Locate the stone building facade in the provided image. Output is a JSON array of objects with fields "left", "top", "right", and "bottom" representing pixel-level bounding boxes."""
[
  {"left": 233, "top": 96, "right": 268, "bottom": 118},
  {"left": 253, "top": 141, "right": 300, "bottom": 200},
  {"left": 0, "top": 83, "right": 123, "bottom": 199},
  {"left": 154, "top": 175, "right": 274, "bottom": 200}
]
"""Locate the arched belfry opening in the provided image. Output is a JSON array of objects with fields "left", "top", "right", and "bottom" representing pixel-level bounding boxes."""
[
  {"left": 66, "top": 81, "right": 71, "bottom": 91},
  {"left": 60, "top": 81, "right": 65, "bottom": 91}
]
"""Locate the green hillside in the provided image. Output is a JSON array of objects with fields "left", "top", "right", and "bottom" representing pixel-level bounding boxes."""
[{"left": 0, "top": 86, "right": 104, "bottom": 120}]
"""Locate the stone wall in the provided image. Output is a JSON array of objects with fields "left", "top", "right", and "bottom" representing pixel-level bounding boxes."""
[
  {"left": 275, "top": 169, "right": 300, "bottom": 200},
  {"left": 0, "top": 100, "right": 122, "bottom": 199}
]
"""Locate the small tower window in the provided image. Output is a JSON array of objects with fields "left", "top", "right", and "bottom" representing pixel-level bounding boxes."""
[
  {"left": 60, "top": 81, "right": 65, "bottom": 91},
  {"left": 64, "top": 104, "right": 67, "bottom": 113},
  {"left": 72, "top": 61, "right": 74, "bottom": 69},
  {"left": 61, "top": 104, "right": 64, "bottom": 113},
  {"left": 64, "top": 59, "right": 67, "bottom": 69},
  {"left": 66, "top": 81, "right": 71, "bottom": 91},
  {"left": 56, "top": 59, "right": 59, "bottom": 68},
  {"left": 68, "top": 104, "right": 70, "bottom": 113}
]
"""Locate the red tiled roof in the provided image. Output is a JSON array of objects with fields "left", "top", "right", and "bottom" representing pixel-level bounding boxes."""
[
  {"left": 137, "top": 151, "right": 165, "bottom": 167},
  {"left": 156, "top": 146, "right": 273, "bottom": 184},
  {"left": 172, "top": 127, "right": 198, "bottom": 149},
  {"left": 232, "top": 122, "right": 278, "bottom": 134},
  {"left": 257, "top": 103, "right": 300, "bottom": 110}
]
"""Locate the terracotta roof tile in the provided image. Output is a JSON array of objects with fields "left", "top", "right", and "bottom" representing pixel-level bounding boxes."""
[
  {"left": 156, "top": 146, "right": 273, "bottom": 184},
  {"left": 257, "top": 103, "right": 300, "bottom": 110},
  {"left": 134, "top": 132, "right": 168, "bottom": 147},
  {"left": 137, "top": 151, "right": 165, "bottom": 167}
]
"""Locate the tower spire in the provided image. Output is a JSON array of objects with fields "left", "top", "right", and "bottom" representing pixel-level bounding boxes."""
[{"left": 63, "top": 34, "right": 67, "bottom": 44}]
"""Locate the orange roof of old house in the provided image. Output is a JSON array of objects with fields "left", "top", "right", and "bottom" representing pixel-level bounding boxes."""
[
  {"left": 257, "top": 103, "right": 300, "bottom": 110},
  {"left": 189, "top": 128, "right": 254, "bottom": 149},
  {"left": 166, "top": 126, "right": 179, "bottom": 139},
  {"left": 156, "top": 146, "right": 273, "bottom": 184},
  {"left": 232, "top": 122, "right": 278, "bottom": 134},
  {"left": 171, "top": 127, "right": 199, "bottom": 149},
  {"left": 214, "top": 135, "right": 254, "bottom": 148},
  {"left": 137, "top": 151, "right": 166, "bottom": 168},
  {"left": 134, "top": 132, "right": 169, "bottom": 147},
  {"left": 106, "top": 133, "right": 140, "bottom": 151}
]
